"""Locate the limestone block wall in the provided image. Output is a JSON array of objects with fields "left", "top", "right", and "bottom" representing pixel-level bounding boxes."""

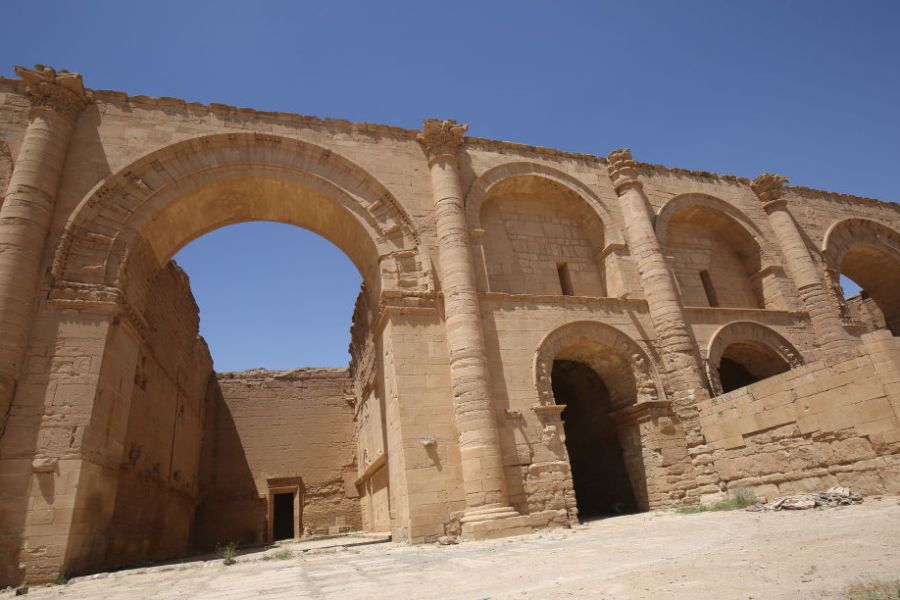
[
  {"left": 698, "top": 331, "right": 900, "bottom": 501},
  {"left": 479, "top": 179, "right": 607, "bottom": 296},
  {"left": 0, "top": 83, "right": 28, "bottom": 162},
  {"left": 666, "top": 219, "right": 763, "bottom": 309},
  {"left": 847, "top": 294, "right": 888, "bottom": 333},
  {"left": 377, "top": 313, "right": 464, "bottom": 543},
  {"left": 102, "top": 262, "right": 212, "bottom": 569},
  {"left": 0, "top": 306, "right": 118, "bottom": 584},
  {"left": 194, "top": 368, "right": 360, "bottom": 549}
]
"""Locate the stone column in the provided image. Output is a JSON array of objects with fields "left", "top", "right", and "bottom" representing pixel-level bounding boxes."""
[
  {"left": 0, "top": 65, "right": 88, "bottom": 434},
  {"left": 418, "top": 119, "right": 518, "bottom": 527},
  {"left": 606, "top": 150, "right": 708, "bottom": 437},
  {"left": 752, "top": 174, "right": 854, "bottom": 353}
]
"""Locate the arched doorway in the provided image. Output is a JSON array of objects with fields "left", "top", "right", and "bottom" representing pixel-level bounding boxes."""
[
  {"left": 534, "top": 321, "right": 661, "bottom": 519},
  {"left": 823, "top": 219, "right": 900, "bottom": 336},
  {"left": 44, "top": 134, "right": 425, "bottom": 574},
  {"left": 705, "top": 321, "right": 805, "bottom": 396},
  {"left": 551, "top": 360, "right": 637, "bottom": 517}
]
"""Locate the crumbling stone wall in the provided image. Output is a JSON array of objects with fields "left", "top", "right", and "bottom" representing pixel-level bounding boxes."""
[
  {"left": 104, "top": 262, "right": 212, "bottom": 568},
  {"left": 847, "top": 293, "right": 888, "bottom": 333},
  {"left": 194, "top": 369, "right": 360, "bottom": 549},
  {"left": 349, "top": 289, "right": 392, "bottom": 532}
]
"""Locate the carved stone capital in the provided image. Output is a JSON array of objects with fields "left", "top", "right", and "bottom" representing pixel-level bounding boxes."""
[
  {"left": 418, "top": 119, "right": 468, "bottom": 166},
  {"left": 751, "top": 173, "right": 789, "bottom": 205},
  {"left": 606, "top": 148, "right": 641, "bottom": 193},
  {"left": 15, "top": 64, "right": 89, "bottom": 123}
]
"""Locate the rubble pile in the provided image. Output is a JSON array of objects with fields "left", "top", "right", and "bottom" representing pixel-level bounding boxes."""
[{"left": 747, "top": 487, "right": 863, "bottom": 512}]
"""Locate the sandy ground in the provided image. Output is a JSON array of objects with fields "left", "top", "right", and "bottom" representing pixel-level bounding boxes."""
[{"left": 5, "top": 498, "right": 899, "bottom": 600}]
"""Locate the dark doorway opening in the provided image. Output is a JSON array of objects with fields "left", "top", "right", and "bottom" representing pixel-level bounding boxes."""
[
  {"left": 551, "top": 360, "right": 638, "bottom": 519},
  {"left": 719, "top": 357, "right": 759, "bottom": 392},
  {"left": 719, "top": 342, "right": 790, "bottom": 394},
  {"left": 273, "top": 492, "right": 295, "bottom": 541}
]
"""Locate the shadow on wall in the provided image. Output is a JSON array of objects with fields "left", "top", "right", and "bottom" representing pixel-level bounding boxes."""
[{"left": 193, "top": 376, "right": 266, "bottom": 549}]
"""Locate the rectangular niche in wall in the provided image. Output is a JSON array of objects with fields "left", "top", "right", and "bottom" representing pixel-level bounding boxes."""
[
  {"left": 699, "top": 270, "right": 719, "bottom": 307},
  {"left": 558, "top": 262, "right": 574, "bottom": 296}
]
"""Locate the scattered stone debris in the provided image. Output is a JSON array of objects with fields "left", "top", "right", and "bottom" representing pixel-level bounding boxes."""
[{"left": 746, "top": 487, "right": 863, "bottom": 511}]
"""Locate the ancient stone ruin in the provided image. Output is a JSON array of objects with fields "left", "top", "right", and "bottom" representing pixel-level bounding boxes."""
[{"left": 0, "top": 65, "right": 898, "bottom": 586}]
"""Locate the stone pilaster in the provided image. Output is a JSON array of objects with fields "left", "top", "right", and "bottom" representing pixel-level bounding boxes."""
[
  {"left": 0, "top": 66, "right": 88, "bottom": 435},
  {"left": 418, "top": 119, "right": 519, "bottom": 529},
  {"left": 751, "top": 174, "right": 855, "bottom": 354},
  {"left": 606, "top": 150, "right": 709, "bottom": 422}
]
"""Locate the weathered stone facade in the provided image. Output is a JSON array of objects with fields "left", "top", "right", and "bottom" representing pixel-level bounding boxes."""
[
  {"left": 0, "top": 65, "right": 898, "bottom": 586},
  {"left": 195, "top": 369, "right": 361, "bottom": 549}
]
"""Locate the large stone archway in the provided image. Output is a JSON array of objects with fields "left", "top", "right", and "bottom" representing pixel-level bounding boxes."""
[
  {"left": 822, "top": 218, "right": 900, "bottom": 335},
  {"left": 51, "top": 133, "right": 429, "bottom": 309},
  {"left": 9, "top": 133, "right": 433, "bottom": 581}
]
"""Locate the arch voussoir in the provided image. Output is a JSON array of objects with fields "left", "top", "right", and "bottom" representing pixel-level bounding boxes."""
[
  {"left": 51, "top": 133, "right": 425, "bottom": 303},
  {"left": 464, "top": 161, "right": 623, "bottom": 247},
  {"left": 533, "top": 321, "right": 663, "bottom": 410}
]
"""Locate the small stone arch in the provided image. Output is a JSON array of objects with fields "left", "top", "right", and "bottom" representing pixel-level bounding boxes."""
[
  {"left": 822, "top": 218, "right": 900, "bottom": 335},
  {"left": 50, "top": 133, "right": 428, "bottom": 316},
  {"left": 533, "top": 321, "right": 662, "bottom": 411},
  {"left": 0, "top": 139, "right": 13, "bottom": 202},
  {"left": 705, "top": 320, "right": 805, "bottom": 395},
  {"left": 464, "top": 161, "right": 624, "bottom": 247}
]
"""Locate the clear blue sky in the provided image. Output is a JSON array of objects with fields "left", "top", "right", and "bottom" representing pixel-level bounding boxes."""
[{"left": 2, "top": 1, "right": 897, "bottom": 370}]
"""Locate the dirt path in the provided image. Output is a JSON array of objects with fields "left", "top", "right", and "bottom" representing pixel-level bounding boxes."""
[{"left": 6, "top": 497, "right": 899, "bottom": 599}]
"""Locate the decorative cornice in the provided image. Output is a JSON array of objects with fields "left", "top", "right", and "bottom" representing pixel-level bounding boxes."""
[
  {"left": 47, "top": 280, "right": 151, "bottom": 339},
  {"left": 418, "top": 118, "right": 468, "bottom": 166},
  {"left": 14, "top": 64, "right": 89, "bottom": 123},
  {"left": 606, "top": 148, "right": 642, "bottom": 193},
  {"left": 751, "top": 173, "right": 789, "bottom": 205}
]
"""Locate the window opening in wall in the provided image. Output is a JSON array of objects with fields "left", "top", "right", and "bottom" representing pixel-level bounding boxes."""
[
  {"left": 699, "top": 270, "right": 719, "bottom": 307},
  {"left": 557, "top": 262, "right": 574, "bottom": 296},
  {"left": 273, "top": 492, "right": 295, "bottom": 541}
]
